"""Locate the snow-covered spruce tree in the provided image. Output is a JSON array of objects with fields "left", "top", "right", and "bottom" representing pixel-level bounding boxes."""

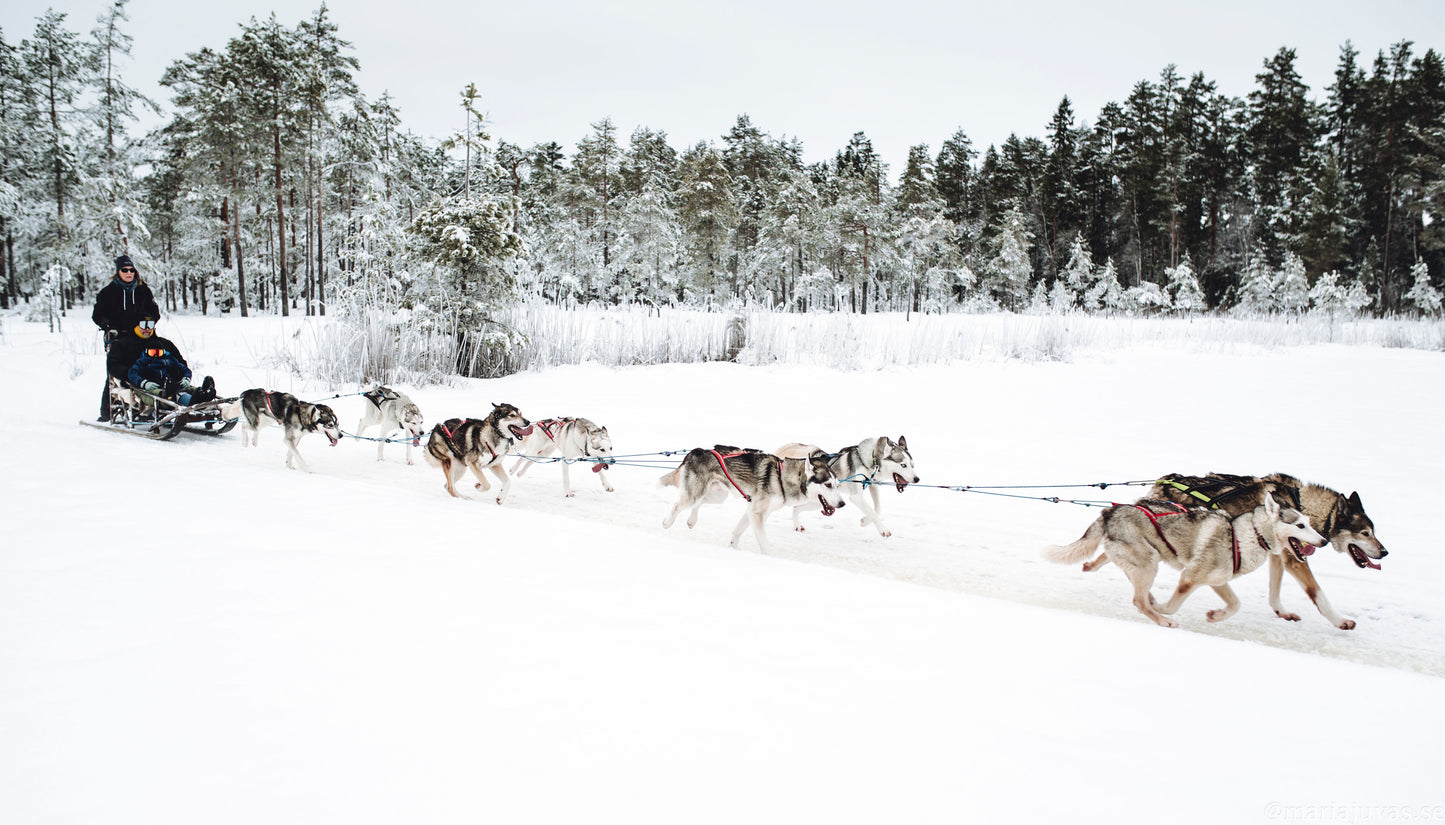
[
  {"left": 1165, "top": 254, "right": 1206, "bottom": 312},
  {"left": 984, "top": 204, "right": 1033, "bottom": 310},
  {"left": 1404, "top": 260, "right": 1442, "bottom": 316},
  {"left": 1086, "top": 257, "right": 1125, "bottom": 312},
  {"left": 1235, "top": 246, "right": 1278, "bottom": 313},
  {"left": 1061, "top": 232, "right": 1094, "bottom": 308},
  {"left": 1277, "top": 251, "right": 1310, "bottom": 313},
  {"left": 1125, "top": 281, "right": 1171, "bottom": 313},
  {"left": 408, "top": 195, "right": 525, "bottom": 377}
]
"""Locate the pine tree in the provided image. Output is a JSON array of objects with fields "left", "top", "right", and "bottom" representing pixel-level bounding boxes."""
[
  {"left": 675, "top": 142, "right": 736, "bottom": 301},
  {"left": 985, "top": 204, "right": 1033, "bottom": 310},
  {"left": 1165, "top": 254, "right": 1206, "bottom": 311},
  {"left": 1277, "top": 251, "right": 1310, "bottom": 312},
  {"left": 1404, "top": 260, "right": 1442, "bottom": 315}
]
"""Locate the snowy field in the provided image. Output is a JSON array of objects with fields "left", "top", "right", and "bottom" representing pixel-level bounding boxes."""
[{"left": 3, "top": 311, "right": 1443, "bottom": 825}]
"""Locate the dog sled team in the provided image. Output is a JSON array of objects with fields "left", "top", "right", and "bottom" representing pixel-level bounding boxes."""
[{"left": 87, "top": 257, "right": 1391, "bottom": 633}]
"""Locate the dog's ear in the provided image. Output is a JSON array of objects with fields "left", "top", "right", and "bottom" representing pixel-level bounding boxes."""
[
  {"left": 1263, "top": 491, "right": 1280, "bottom": 519},
  {"left": 872, "top": 438, "right": 886, "bottom": 467},
  {"left": 898, "top": 435, "right": 907, "bottom": 451},
  {"left": 1348, "top": 491, "right": 1363, "bottom": 510}
]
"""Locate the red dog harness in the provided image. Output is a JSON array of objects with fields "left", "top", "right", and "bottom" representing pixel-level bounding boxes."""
[
  {"left": 709, "top": 450, "right": 754, "bottom": 502},
  {"left": 1116, "top": 501, "right": 1189, "bottom": 558}
]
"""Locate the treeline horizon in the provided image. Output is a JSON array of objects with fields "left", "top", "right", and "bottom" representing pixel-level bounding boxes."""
[{"left": 2, "top": 1, "right": 1443, "bottom": 327}]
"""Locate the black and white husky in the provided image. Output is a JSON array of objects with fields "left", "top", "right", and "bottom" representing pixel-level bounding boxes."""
[
  {"left": 356, "top": 385, "right": 425, "bottom": 464},
  {"left": 424, "top": 403, "right": 533, "bottom": 503},
  {"left": 236, "top": 388, "right": 343, "bottom": 472},
  {"left": 659, "top": 446, "right": 846, "bottom": 552},
  {"left": 1044, "top": 494, "right": 1325, "bottom": 628},
  {"left": 777, "top": 436, "right": 919, "bottom": 537},
  {"left": 509, "top": 417, "right": 615, "bottom": 497}
]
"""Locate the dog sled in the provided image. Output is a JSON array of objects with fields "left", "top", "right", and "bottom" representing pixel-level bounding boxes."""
[{"left": 78, "top": 377, "right": 239, "bottom": 441}]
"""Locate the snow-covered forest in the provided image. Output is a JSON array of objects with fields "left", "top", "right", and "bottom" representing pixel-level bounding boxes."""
[{"left": 2, "top": 2, "right": 1444, "bottom": 376}]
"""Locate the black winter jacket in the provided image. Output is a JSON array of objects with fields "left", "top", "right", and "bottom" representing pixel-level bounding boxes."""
[
  {"left": 107, "top": 334, "right": 186, "bottom": 383},
  {"left": 92, "top": 276, "right": 160, "bottom": 335}
]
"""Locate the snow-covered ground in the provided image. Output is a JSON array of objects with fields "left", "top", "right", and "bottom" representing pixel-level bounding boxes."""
[{"left": 3, "top": 312, "right": 1443, "bottom": 825}]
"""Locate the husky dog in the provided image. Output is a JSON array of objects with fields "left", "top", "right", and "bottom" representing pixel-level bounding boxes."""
[
  {"left": 238, "top": 388, "right": 343, "bottom": 472},
  {"left": 509, "top": 417, "right": 615, "bottom": 497},
  {"left": 424, "top": 403, "right": 533, "bottom": 503},
  {"left": 776, "top": 436, "right": 919, "bottom": 537},
  {"left": 1044, "top": 495, "right": 1325, "bottom": 627},
  {"left": 356, "top": 385, "right": 425, "bottom": 465},
  {"left": 1140, "top": 472, "right": 1386, "bottom": 630},
  {"left": 659, "top": 446, "right": 846, "bottom": 552}
]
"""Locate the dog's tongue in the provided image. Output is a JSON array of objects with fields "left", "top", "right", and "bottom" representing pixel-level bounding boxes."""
[
  {"left": 592, "top": 463, "right": 606, "bottom": 473},
  {"left": 514, "top": 424, "right": 534, "bottom": 437},
  {"left": 328, "top": 434, "right": 338, "bottom": 447},
  {"left": 819, "top": 495, "right": 836, "bottom": 516},
  {"left": 1364, "top": 557, "right": 1382, "bottom": 570},
  {"left": 893, "top": 473, "right": 909, "bottom": 493}
]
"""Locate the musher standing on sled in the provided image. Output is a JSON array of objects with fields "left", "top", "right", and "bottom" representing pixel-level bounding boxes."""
[{"left": 92, "top": 255, "right": 160, "bottom": 420}]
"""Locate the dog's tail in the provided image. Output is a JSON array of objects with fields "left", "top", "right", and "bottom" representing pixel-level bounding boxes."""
[
  {"left": 659, "top": 466, "right": 681, "bottom": 488},
  {"left": 1042, "top": 513, "right": 1108, "bottom": 564}
]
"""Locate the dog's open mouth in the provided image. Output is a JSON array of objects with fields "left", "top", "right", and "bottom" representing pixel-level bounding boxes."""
[
  {"left": 819, "top": 494, "right": 836, "bottom": 516},
  {"left": 591, "top": 459, "right": 613, "bottom": 473},
  {"left": 327, "top": 433, "right": 339, "bottom": 447},
  {"left": 893, "top": 473, "right": 910, "bottom": 493},
  {"left": 510, "top": 424, "right": 534, "bottom": 439},
  {"left": 1288, "top": 537, "right": 1318, "bottom": 560},
  {"left": 1348, "top": 544, "right": 1382, "bottom": 570}
]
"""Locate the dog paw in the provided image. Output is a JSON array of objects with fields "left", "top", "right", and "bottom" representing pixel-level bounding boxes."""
[
  {"left": 1206, "top": 609, "right": 1234, "bottom": 623},
  {"left": 1338, "top": 619, "right": 1356, "bottom": 631},
  {"left": 881, "top": 530, "right": 892, "bottom": 538},
  {"left": 1275, "top": 610, "right": 1302, "bottom": 622},
  {"left": 566, "top": 492, "right": 576, "bottom": 498},
  {"left": 794, "top": 526, "right": 805, "bottom": 532},
  {"left": 1159, "top": 617, "right": 1178, "bottom": 628},
  {"left": 604, "top": 485, "right": 615, "bottom": 493}
]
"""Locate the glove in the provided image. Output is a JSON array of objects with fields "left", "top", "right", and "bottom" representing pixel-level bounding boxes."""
[
  {"left": 179, "top": 377, "right": 195, "bottom": 391},
  {"left": 104, "top": 329, "right": 118, "bottom": 343},
  {"left": 141, "top": 381, "right": 161, "bottom": 393}
]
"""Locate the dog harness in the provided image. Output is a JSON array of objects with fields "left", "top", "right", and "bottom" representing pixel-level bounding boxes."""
[
  {"left": 263, "top": 391, "right": 280, "bottom": 420},
  {"left": 1229, "top": 524, "right": 1272, "bottom": 575},
  {"left": 1154, "top": 475, "right": 1254, "bottom": 510},
  {"left": 1116, "top": 501, "right": 1189, "bottom": 558},
  {"left": 439, "top": 419, "right": 489, "bottom": 460},
  {"left": 708, "top": 450, "right": 754, "bottom": 502}
]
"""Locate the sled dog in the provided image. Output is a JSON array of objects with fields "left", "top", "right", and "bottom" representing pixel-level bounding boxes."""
[
  {"left": 776, "top": 436, "right": 919, "bottom": 537},
  {"left": 356, "top": 385, "right": 425, "bottom": 464},
  {"left": 1138, "top": 473, "right": 1387, "bottom": 629},
  {"left": 659, "top": 446, "right": 846, "bottom": 552},
  {"left": 238, "top": 388, "right": 343, "bottom": 472},
  {"left": 1081, "top": 473, "right": 1388, "bottom": 630},
  {"left": 509, "top": 417, "right": 615, "bottom": 497},
  {"left": 1044, "top": 494, "right": 1325, "bottom": 627},
  {"left": 424, "top": 403, "right": 533, "bottom": 503}
]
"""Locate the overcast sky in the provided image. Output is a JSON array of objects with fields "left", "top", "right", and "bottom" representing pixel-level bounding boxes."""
[{"left": 4, "top": 0, "right": 1442, "bottom": 174}]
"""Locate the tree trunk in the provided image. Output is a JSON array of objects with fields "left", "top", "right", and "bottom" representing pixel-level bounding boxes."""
[{"left": 275, "top": 125, "right": 290, "bottom": 317}]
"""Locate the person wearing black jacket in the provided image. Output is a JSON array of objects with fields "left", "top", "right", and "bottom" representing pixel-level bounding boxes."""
[
  {"left": 103, "top": 318, "right": 216, "bottom": 414},
  {"left": 93, "top": 255, "right": 161, "bottom": 420}
]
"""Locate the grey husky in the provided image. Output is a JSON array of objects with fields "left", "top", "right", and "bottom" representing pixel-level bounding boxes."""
[
  {"left": 659, "top": 446, "right": 846, "bottom": 552},
  {"left": 1145, "top": 473, "right": 1387, "bottom": 629},
  {"left": 776, "top": 436, "right": 919, "bottom": 537},
  {"left": 509, "top": 417, "right": 615, "bottom": 497},
  {"left": 237, "top": 388, "right": 343, "bottom": 473},
  {"left": 1044, "top": 494, "right": 1325, "bottom": 627},
  {"left": 424, "top": 403, "right": 533, "bottom": 503},
  {"left": 356, "top": 385, "right": 425, "bottom": 465}
]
